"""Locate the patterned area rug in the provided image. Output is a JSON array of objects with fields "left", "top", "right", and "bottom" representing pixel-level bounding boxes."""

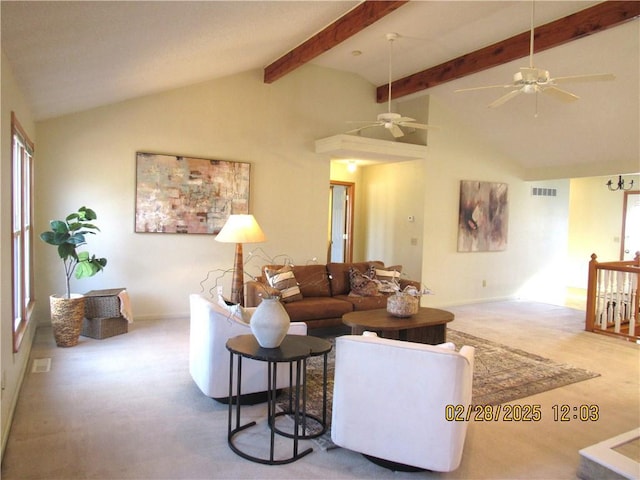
[{"left": 278, "top": 329, "right": 600, "bottom": 450}]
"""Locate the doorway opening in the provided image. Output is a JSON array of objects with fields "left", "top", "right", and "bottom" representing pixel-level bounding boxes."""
[{"left": 328, "top": 181, "right": 355, "bottom": 263}]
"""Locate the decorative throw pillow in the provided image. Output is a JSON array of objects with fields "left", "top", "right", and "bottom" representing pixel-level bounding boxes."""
[
  {"left": 217, "top": 294, "right": 256, "bottom": 324},
  {"left": 374, "top": 265, "right": 403, "bottom": 293},
  {"left": 375, "top": 265, "right": 402, "bottom": 282},
  {"left": 348, "top": 266, "right": 379, "bottom": 297},
  {"left": 264, "top": 265, "right": 303, "bottom": 303}
]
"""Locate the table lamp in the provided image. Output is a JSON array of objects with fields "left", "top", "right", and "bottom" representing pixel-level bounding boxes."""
[{"left": 215, "top": 214, "right": 266, "bottom": 305}]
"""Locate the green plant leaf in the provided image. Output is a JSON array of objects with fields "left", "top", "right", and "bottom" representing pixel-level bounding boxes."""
[
  {"left": 58, "top": 243, "right": 77, "bottom": 260},
  {"left": 50, "top": 220, "right": 68, "bottom": 233},
  {"left": 40, "top": 231, "right": 56, "bottom": 244},
  {"left": 74, "top": 260, "right": 95, "bottom": 279},
  {"left": 75, "top": 252, "right": 107, "bottom": 279},
  {"left": 65, "top": 212, "right": 80, "bottom": 223},
  {"left": 67, "top": 222, "right": 82, "bottom": 232},
  {"left": 80, "top": 207, "right": 97, "bottom": 220},
  {"left": 52, "top": 232, "right": 70, "bottom": 245},
  {"left": 79, "top": 223, "right": 100, "bottom": 232},
  {"left": 68, "top": 232, "right": 86, "bottom": 244}
]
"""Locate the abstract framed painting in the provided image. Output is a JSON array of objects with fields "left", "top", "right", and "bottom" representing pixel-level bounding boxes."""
[
  {"left": 457, "top": 180, "right": 508, "bottom": 252},
  {"left": 135, "top": 152, "right": 250, "bottom": 234}
]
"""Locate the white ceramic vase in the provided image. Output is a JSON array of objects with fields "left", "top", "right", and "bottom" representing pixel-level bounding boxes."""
[{"left": 250, "top": 298, "right": 290, "bottom": 348}]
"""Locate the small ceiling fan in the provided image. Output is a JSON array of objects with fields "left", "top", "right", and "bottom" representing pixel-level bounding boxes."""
[
  {"left": 347, "top": 33, "right": 436, "bottom": 138},
  {"left": 455, "top": 1, "right": 615, "bottom": 109}
]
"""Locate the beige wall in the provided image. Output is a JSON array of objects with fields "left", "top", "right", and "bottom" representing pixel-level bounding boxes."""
[
  {"left": 361, "top": 160, "right": 426, "bottom": 282},
  {"left": 33, "top": 66, "right": 380, "bottom": 322},
  {"left": 1, "top": 51, "right": 38, "bottom": 456},
  {"left": 567, "top": 174, "right": 640, "bottom": 288},
  {"left": 417, "top": 97, "right": 573, "bottom": 307}
]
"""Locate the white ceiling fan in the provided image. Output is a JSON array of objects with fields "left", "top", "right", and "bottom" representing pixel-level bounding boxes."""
[
  {"left": 347, "top": 33, "right": 436, "bottom": 138},
  {"left": 455, "top": 2, "right": 615, "bottom": 109}
]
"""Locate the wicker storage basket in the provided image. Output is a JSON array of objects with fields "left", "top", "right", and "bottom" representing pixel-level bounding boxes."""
[
  {"left": 82, "top": 288, "right": 128, "bottom": 339},
  {"left": 82, "top": 316, "right": 128, "bottom": 339},
  {"left": 85, "top": 288, "right": 125, "bottom": 318}
]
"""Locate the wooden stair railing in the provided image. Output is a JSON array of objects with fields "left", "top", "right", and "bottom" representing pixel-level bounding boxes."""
[{"left": 586, "top": 252, "right": 640, "bottom": 343}]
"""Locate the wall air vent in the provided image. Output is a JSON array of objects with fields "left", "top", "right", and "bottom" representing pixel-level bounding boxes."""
[
  {"left": 532, "top": 187, "right": 557, "bottom": 197},
  {"left": 32, "top": 358, "right": 51, "bottom": 373}
]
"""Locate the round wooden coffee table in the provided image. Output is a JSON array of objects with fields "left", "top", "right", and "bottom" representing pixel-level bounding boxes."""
[{"left": 342, "top": 307, "right": 454, "bottom": 344}]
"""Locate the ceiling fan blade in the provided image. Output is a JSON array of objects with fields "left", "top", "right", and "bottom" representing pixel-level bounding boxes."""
[
  {"left": 542, "top": 86, "right": 579, "bottom": 103},
  {"left": 488, "top": 89, "right": 522, "bottom": 108},
  {"left": 346, "top": 124, "right": 382, "bottom": 135},
  {"left": 400, "top": 121, "right": 438, "bottom": 130},
  {"left": 389, "top": 124, "right": 404, "bottom": 138},
  {"left": 456, "top": 84, "right": 513, "bottom": 93},
  {"left": 551, "top": 73, "right": 616, "bottom": 84},
  {"left": 347, "top": 120, "right": 381, "bottom": 125}
]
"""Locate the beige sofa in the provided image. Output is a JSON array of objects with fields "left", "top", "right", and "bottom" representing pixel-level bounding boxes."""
[{"left": 245, "top": 261, "right": 420, "bottom": 329}]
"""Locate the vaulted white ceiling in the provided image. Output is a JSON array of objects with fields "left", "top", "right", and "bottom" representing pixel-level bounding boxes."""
[{"left": 2, "top": 1, "right": 638, "bottom": 175}]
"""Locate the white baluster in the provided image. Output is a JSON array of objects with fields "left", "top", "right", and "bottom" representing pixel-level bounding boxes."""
[
  {"left": 629, "top": 272, "right": 638, "bottom": 337},
  {"left": 596, "top": 269, "right": 605, "bottom": 328},
  {"left": 614, "top": 271, "right": 623, "bottom": 333},
  {"left": 605, "top": 270, "right": 614, "bottom": 328},
  {"left": 622, "top": 272, "right": 634, "bottom": 322}
]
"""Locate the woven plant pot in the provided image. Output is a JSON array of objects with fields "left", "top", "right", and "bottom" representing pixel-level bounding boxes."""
[{"left": 50, "top": 294, "right": 86, "bottom": 347}]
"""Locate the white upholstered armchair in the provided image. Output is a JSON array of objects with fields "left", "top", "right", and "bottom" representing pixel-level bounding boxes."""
[
  {"left": 331, "top": 334, "right": 475, "bottom": 472},
  {"left": 189, "top": 294, "right": 307, "bottom": 401}
]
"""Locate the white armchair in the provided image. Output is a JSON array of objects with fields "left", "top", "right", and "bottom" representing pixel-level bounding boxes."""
[
  {"left": 331, "top": 334, "right": 475, "bottom": 472},
  {"left": 189, "top": 294, "right": 308, "bottom": 401}
]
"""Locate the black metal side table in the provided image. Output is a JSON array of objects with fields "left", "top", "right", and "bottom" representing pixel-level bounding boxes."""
[
  {"left": 273, "top": 335, "right": 332, "bottom": 439},
  {"left": 226, "top": 334, "right": 314, "bottom": 465}
]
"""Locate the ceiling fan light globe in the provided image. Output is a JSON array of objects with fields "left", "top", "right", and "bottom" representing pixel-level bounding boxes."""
[
  {"left": 537, "top": 70, "right": 550, "bottom": 83},
  {"left": 378, "top": 112, "right": 401, "bottom": 122}
]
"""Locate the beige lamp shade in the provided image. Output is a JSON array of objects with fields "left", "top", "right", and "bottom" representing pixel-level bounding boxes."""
[{"left": 215, "top": 214, "right": 266, "bottom": 244}]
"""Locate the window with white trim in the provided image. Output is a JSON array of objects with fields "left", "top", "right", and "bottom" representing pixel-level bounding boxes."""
[{"left": 11, "top": 112, "right": 35, "bottom": 352}]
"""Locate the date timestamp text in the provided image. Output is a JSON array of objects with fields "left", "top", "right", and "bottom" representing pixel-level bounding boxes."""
[{"left": 445, "top": 404, "right": 599, "bottom": 422}]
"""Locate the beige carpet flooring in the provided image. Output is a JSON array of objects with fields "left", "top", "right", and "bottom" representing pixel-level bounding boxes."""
[{"left": 1, "top": 300, "right": 638, "bottom": 479}]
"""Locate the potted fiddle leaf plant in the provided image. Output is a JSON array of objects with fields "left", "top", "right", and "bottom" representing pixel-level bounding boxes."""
[{"left": 40, "top": 206, "right": 107, "bottom": 347}]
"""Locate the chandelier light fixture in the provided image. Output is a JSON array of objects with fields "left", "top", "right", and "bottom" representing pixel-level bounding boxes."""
[{"left": 606, "top": 175, "right": 634, "bottom": 192}]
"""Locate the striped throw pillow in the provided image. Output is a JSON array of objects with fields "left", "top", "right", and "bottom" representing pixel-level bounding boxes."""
[{"left": 264, "top": 266, "right": 303, "bottom": 303}]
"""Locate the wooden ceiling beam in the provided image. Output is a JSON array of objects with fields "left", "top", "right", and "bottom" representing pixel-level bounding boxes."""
[
  {"left": 377, "top": 0, "right": 640, "bottom": 102},
  {"left": 264, "top": 0, "right": 408, "bottom": 84}
]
